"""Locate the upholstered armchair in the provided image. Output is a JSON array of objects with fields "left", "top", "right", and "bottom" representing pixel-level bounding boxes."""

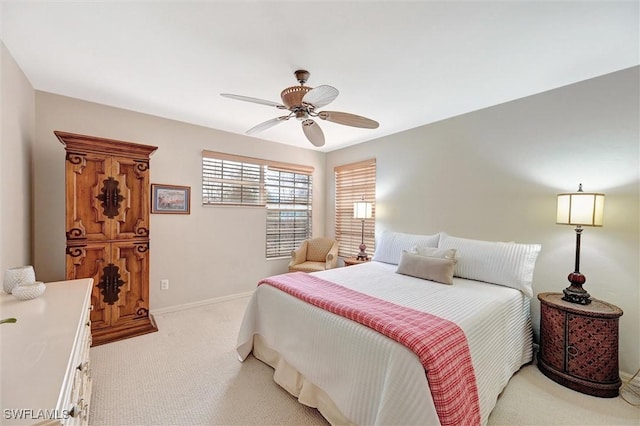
[{"left": 288, "top": 237, "right": 339, "bottom": 273}]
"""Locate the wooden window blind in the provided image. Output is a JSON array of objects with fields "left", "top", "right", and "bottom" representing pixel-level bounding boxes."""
[
  {"left": 202, "top": 150, "right": 313, "bottom": 258},
  {"left": 334, "top": 159, "right": 376, "bottom": 258}
]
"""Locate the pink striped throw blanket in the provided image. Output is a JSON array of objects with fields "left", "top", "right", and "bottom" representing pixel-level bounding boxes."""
[{"left": 259, "top": 272, "right": 481, "bottom": 426}]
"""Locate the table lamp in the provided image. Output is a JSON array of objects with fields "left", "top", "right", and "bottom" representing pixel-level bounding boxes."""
[
  {"left": 556, "top": 183, "right": 605, "bottom": 305},
  {"left": 353, "top": 199, "right": 372, "bottom": 260}
]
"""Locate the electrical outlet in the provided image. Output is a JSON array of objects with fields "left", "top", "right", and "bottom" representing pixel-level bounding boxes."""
[{"left": 160, "top": 279, "right": 169, "bottom": 290}]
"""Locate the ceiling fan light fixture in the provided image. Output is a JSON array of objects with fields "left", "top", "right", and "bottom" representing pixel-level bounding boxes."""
[{"left": 295, "top": 110, "right": 309, "bottom": 121}]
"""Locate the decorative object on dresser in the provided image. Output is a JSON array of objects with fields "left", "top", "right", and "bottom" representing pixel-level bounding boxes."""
[
  {"left": 556, "top": 183, "right": 605, "bottom": 305},
  {"left": 11, "top": 281, "right": 46, "bottom": 300},
  {"left": 56, "top": 131, "right": 158, "bottom": 346},
  {"left": 3, "top": 265, "right": 36, "bottom": 294},
  {"left": 1, "top": 279, "right": 93, "bottom": 425},
  {"left": 353, "top": 197, "right": 373, "bottom": 260},
  {"left": 537, "top": 292, "right": 623, "bottom": 397}
]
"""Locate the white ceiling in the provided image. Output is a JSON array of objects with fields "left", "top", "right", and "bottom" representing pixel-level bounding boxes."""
[{"left": 1, "top": 1, "right": 638, "bottom": 152}]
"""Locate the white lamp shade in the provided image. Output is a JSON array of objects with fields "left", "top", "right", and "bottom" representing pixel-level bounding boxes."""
[
  {"left": 556, "top": 192, "right": 605, "bottom": 226},
  {"left": 353, "top": 201, "right": 372, "bottom": 219}
]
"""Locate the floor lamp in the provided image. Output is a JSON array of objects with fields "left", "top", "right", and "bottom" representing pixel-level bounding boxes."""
[
  {"left": 556, "top": 183, "right": 605, "bottom": 305},
  {"left": 353, "top": 199, "right": 372, "bottom": 260}
]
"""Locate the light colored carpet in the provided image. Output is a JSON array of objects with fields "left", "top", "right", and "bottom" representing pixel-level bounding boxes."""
[{"left": 89, "top": 296, "right": 639, "bottom": 426}]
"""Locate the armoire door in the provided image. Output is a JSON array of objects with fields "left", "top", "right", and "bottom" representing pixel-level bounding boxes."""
[
  {"left": 110, "top": 155, "right": 151, "bottom": 241},
  {"left": 106, "top": 240, "right": 151, "bottom": 329},
  {"left": 64, "top": 151, "right": 112, "bottom": 242},
  {"left": 65, "top": 243, "right": 110, "bottom": 331}
]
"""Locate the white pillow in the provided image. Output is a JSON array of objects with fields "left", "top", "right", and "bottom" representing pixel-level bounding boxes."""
[
  {"left": 372, "top": 231, "right": 441, "bottom": 265},
  {"left": 409, "top": 246, "right": 457, "bottom": 259},
  {"left": 438, "top": 233, "right": 541, "bottom": 298}
]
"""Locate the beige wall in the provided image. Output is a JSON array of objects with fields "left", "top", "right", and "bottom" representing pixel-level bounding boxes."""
[
  {"left": 33, "top": 92, "right": 326, "bottom": 309},
  {"left": 326, "top": 67, "right": 640, "bottom": 375},
  {"left": 1, "top": 42, "right": 35, "bottom": 276}
]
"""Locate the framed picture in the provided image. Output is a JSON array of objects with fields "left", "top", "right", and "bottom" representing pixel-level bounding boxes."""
[{"left": 151, "top": 184, "right": 190, "bottom": 214}]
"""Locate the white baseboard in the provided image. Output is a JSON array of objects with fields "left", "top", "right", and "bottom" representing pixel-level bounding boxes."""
[{"left": 150, "top": 291, "right": 254, "bottom": 316}]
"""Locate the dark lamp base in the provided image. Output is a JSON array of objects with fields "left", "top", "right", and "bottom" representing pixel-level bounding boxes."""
[{"left": 562, "top": 272, "right": 591, "bottom": 305}]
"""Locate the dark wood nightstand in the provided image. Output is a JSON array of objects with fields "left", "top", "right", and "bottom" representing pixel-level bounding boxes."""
[
  {"left": 343, "top": 256, "right": 370, "bottom": 266},
  {"left": 537, "top": 292, "right": 623, "bottom": 397}
]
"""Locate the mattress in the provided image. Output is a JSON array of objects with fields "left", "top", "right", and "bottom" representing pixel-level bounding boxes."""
[{"left": 237, "top": 261, "right": 533, "bottom": 425}]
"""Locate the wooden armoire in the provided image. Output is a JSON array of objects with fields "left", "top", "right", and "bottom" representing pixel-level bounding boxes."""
[{"left": 56, "top": 131, "right": 158, "bottom": 346}]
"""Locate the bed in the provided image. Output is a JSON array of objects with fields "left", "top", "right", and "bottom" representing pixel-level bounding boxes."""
[{"left": 237, "top": 232, "right": 541, "bottom": 426}]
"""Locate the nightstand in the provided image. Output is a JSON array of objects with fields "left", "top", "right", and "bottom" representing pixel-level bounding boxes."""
[
  {"left": 343, "top": 256, "right": 370, "bottom": 266},
  {"left": 537, "top": 292, "right": 623, "bottom": 397}
]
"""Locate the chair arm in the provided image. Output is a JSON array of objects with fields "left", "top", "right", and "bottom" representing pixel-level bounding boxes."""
[
  {"left": 325, "top": 242, "right": 340, "bottom": 269},
  {"left": 289, "top": 242, "right": 308, "bottom": 267}
]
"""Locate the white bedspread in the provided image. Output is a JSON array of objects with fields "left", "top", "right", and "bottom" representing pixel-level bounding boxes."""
[{"left": 237, "top": 261, "right": 532, "bottom": 425}]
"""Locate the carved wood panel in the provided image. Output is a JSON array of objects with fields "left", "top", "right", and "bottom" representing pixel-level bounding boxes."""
[
  {"left": 108, "top": 241, "right": 150, "bottom": 328},
  {"left": 65, "top": 243, "right": 110, "bottom": 331},
  {"left": 110, "top": 156, "right": 150, "bottom": 240},
  {"left": 65, "top": 152, "right": 111, "bottom": 241}
]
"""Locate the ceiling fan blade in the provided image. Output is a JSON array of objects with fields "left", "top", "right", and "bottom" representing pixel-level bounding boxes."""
[
  {"left": 301, "top": 119, "right": 325, "bottom": 147},
  {"left": 302, "top": 85, "right": 339, "bottom": 108},
  {"left": 221, "top": 93, "right": 286, "bottom": 109},
  {"left": 246, "top": 116, "right": 289, "bottom": 135},
  {"left": 318, "top": 111, "right": 379, "bottom": 129}
]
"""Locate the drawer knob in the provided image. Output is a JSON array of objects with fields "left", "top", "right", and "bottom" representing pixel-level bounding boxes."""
[{"left": 567, "top": 345, "right": 579, "bottom": 356}]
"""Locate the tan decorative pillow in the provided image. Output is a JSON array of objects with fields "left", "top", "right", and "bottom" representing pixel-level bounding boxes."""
[{"left": 396, "top": 251, "right": 456, "bottom": 285}]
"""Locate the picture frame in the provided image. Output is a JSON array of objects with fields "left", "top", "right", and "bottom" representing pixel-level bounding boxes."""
[{"left": 151, "top": 184, "right": 191, "bottom": 214}]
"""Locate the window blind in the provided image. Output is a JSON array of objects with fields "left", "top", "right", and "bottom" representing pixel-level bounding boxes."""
[
  {"left": 265, "top": 168, "right": 312, "bottom": 258},
  {"left": 202, "top": 156, "right": 263, "bottom": 205},
  {"left": 334, "top": 159, "right": 376, "bottom": 258}
]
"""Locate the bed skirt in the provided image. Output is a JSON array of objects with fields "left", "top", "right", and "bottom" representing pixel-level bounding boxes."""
[{"left": 251, "top": 334, "right": 355, "bottom": 426}]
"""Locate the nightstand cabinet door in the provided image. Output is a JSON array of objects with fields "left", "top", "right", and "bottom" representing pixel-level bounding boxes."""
[
  {"left": 566, "top": 314, "right": 620, "bottom": 383},
  {"left": 537, "top": 292, "right": 623, "bottom": 398}
]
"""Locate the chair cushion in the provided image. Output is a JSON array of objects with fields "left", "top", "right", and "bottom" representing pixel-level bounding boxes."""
[
  {"left": 289, "top": 261, "right": 327, "bottom": 273},
  {"left": 307, "top": 238, "right": 336, "bottom": 262}
]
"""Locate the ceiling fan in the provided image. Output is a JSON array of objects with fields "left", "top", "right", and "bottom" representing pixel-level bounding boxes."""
[{"left": 221, "top": 69, "right": 379, "bottom": 147}]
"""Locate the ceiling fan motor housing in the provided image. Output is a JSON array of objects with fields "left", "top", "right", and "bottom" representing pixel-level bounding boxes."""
[{"left": 281, "top": 86, "right": 312, "bottom": 109}]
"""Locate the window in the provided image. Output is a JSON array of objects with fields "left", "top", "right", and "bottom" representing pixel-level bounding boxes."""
[
  {"left": 335, "top": 159, "right": 376, "bottom": 258},
  {"left": 202, "top": 150, "right": 313, "bottom": 258},
  {"left": 265, "top": 168, "right": 312, "bottom": 258}
]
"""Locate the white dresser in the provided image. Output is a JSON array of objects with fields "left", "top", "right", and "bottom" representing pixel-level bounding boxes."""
[{"left": 1, "top": 279, "right": 93, "bottom": 425}]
